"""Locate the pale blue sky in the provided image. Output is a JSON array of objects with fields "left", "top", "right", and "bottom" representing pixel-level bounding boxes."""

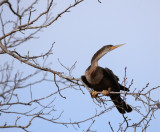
[{"left": 1, "top": 0, "right": 160, "bottom": 131}]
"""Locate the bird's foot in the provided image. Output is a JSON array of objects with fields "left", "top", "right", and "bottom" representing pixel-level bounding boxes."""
[
  {"left": 102, "top": 88, "right": 111, "bottom": 96},
  {"left": 102, "top": 90, "right": 109, "bottom": 96},
  {"left": 91, "top": 91, "right": 98, "bottom": 98}
]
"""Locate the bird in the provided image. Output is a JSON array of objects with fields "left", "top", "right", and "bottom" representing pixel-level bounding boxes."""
[{"left": 81, "top": 44, "right": 132, "bottom": 114}]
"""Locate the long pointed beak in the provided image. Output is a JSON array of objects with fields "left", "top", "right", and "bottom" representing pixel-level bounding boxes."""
[{"left": 110, "top": 44, "right": 125, "bottom": 50}]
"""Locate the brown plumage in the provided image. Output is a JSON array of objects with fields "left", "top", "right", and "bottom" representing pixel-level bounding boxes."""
[{"left": 81, "top": 44, "right": 132, "bottom": 114}]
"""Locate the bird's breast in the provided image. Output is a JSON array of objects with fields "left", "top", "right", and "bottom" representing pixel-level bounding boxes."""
[{"left": 85, "top": 69, "right": 103, "bottom": 85}]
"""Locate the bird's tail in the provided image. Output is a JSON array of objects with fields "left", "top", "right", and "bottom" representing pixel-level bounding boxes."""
[{"left": 110, "top": 95, "right": 132, "bottom": 114}]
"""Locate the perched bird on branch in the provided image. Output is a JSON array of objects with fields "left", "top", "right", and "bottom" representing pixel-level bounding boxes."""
[{"left": 81, "top": 44, "right": 132, "bottom": 114}]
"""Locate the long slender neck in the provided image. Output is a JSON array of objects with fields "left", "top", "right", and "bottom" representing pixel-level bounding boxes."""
[
  {"left": 91, "top": 46, "right": 110, "bottom": 68},
  {"left": 85, "top": 47, "right": 110, "bottom": 84}
]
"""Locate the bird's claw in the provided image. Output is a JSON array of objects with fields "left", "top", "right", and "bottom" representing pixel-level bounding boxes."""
[
  {"left": 102, "top": 88, "right": 111, "bottom": 96},
  {"left": 102, "top": 90, "right": 109, "bottom": 96},
  {"left": 91, "top": 91, "right": 98, "bottom": 98}
]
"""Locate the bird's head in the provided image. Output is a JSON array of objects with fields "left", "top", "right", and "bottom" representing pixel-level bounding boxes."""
[
  {"left": 91, "top": 44, "right": 125, "bottom": 65},
  {"left": 102, "top": 44, "right": 125, "bottom": 52}
]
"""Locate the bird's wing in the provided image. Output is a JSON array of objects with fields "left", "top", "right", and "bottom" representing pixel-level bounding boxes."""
[
  {"left": 81, "top": 76, "right": 92, "bottom": 88},
  {"left": 104, "top": 68, "right": 129, "bottom": 91},
  {"left": 104, "top": 68, "right": 119, "bottom": 82}
]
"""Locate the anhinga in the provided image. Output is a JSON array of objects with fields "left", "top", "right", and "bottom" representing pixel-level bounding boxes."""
[{"left": 81, "top": 44, "right": 132, "bottom": 114}]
